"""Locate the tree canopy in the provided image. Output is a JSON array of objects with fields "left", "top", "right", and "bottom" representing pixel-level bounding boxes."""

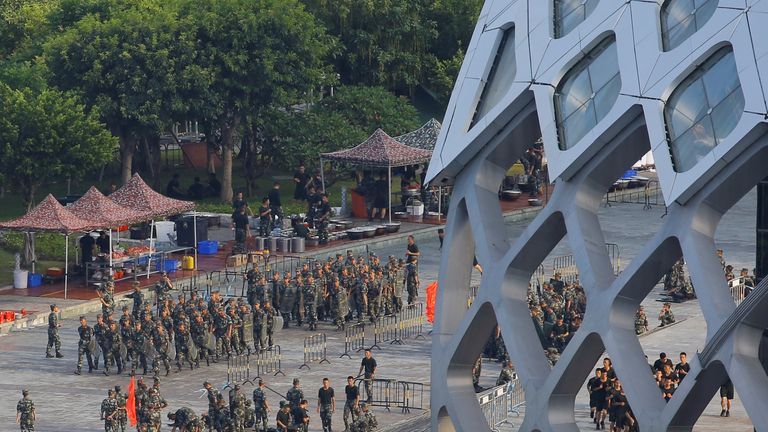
[{"left": 0, "top": 84, "right": 116, "bottom": 208}]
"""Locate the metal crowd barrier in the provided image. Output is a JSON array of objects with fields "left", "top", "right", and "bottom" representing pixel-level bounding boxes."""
[
  {"left": 477, "top": 379, "right": 524, "bottom": 431},
  {"left": 549, "top": 243, "right": 621, "bottom": 284},
  {"left": 729, "top": 277, "right": 748, "bottom": 306},
  {"left": 340, "top": 323, "right": 366, "bottom": 359},
  {"left": 254, "top": 344, "right": 285, "bottom": 377},
  {"left": 399, "top": 381, "right": 426, "bottom": 414},
  {"left": 355, "top": 378, "right": 401, "bottom": 412},
  {"left": 225, "top": 353, "right": 251, "bottom": 389},
  {"left": 399, "top": 302, "right": 425, "bottom": 340},
  {"left": 370, "top": 314, "right": 402, "bottom": 350},
  {"left": 299, "top": 333, "right": 331, "bottom": 370}
]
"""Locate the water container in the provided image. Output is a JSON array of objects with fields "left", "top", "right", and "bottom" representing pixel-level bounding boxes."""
[
  {"left": 291, "top": 237, "right": 305, "bottom": 253},
  {"left": 254, "top": 237, "right": 265, "bottom": 251},
  {"left": 27, "top": 273, "right": 42, "bottom": 288},
  {"left": 182, "top": 256, "right": 195, "bottom": 270},
  {"left": 13, "top": 270, "right": 28, "bottom": 289}
]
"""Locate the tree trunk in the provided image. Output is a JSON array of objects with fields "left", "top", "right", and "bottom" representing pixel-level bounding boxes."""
[
  {"left": 141, "top": 138, "right": 155, "bottom": 182},
  {"left": 207, "top": 137, "right": 216, "bottom": 174},
  {"left": 219, "top": 119, "right": 238, "bottom": 203},
  {"left": 120, "top": 134, "right": 135, "bottom": 185}
]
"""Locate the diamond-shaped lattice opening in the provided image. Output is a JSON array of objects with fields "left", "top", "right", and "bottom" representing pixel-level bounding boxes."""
[
  {"left": 715, "top": 187, "right": 757, "bottom": 307},
  {"left": 448, "top": 302, "right": 530, "bottom": 431}
]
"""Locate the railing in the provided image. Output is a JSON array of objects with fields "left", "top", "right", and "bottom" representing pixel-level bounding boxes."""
[
  {"left": 225, "top": 354, "right": 251, "bottom": 389},
  {"left": 340, "top": 322, "right": 366, "bottom": 359},
  {"left": 399, "top": 381, "right": 426, "bottom": 414},
  {"left": 371, "top": 314, "right": 402, "bottom": 349},
  {"left": 604, "top": 179, "right": 664, "bottom": 210},
  {"left": 478, "top": 378, "right": 524, "bottom": 431},
  {"left": 548, "top": 243, "right": 621, "bottom": 283},
  {"left": 299, "top": 333, "right": 330, "bottom": 370},
  {"left": 355, "top": 378, "right": 401, "bottom": 412},
  {"left": 728, "top": 277, "right": 749, "bottom": 306},
  {"left": 399, "top": 302, "right": 425, "bottom": 340},
  {"left": 254, "top": 344, "right": 285, "bottom": 377}
]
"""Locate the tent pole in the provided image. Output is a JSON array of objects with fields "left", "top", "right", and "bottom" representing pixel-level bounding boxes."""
[
  {"left": 193, "top": 211, "right": 198, "bottom": 274},
  {"left": 109, "top": 228, "right": 113, "bottom": 278},
  {"left": 320, "top": 157, "right": 325, "bottom": 193},
  {"left": 388, "top": 165, "right": 392, "bottom": 223},
  {"left": 64, "top": 234, "right": 69, "bottom": 300},
  {"left": 148, "top": 220, "right": 155, "bottom": 279}
]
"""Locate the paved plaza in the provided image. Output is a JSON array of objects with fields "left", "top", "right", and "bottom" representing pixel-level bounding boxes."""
[{"left": 0, "top": 189, "right": 761, "bottom": 431}]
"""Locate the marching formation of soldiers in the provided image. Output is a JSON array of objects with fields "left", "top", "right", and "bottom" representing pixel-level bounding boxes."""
[
  {"left": 253, "top": 250, "right": 419, "bottom": 333},
  {"left": 71, "top": 276, "right": 281, "bottom": 378}
]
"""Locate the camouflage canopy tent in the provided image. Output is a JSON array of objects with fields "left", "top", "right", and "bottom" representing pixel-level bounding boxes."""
[{"left": 320, "top": 128, "right": 432, "bottom": 222}]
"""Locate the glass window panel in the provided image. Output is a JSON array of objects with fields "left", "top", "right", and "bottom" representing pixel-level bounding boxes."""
[
  {"left": 557, "top": 0, "right": 583, "bottom": 18},
  {"left": 670, "top": 117, "right": 716, "bottom": 171},
  {"left": 664, "top": 14, "right": 696, "bottom": 49},
  {"left": 667, "top": 79, "right": 709, "bottom": 138},
  {"left": 554, "top": 0, "right": 597, "bottom": 38},
  {"left": 562, "top": 103, "right": 597, "bottom": 149},
  {"left": 593, "top": 74, "right": 621, "bottom": 118},
  {"left": 559, "top": 69, "right": 593, "bottom": 118},
  {"left": 472, "top": 28, "right": 516, "bottom": 126},
  {"left": 710, "top": 89, "right": 745, "bottom": 143},
  {"left": 702, "top": 51, "right": 739, "bottom": 106},
  {"left": 588, "top": 43, "right": 619, "bottom": 89},
  {"left": 661, "top": 0, "right": 716, "bottom": 51}
]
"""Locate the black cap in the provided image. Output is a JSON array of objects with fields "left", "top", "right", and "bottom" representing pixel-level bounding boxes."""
[{"left": 114, "top": 385, "right": 121, "bottom": 392}]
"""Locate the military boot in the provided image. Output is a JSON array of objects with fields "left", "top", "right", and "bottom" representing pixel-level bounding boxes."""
[
  {"left": 74, "top": 367, "right": 82, "bottom": 375},
  {"left": 55, "top": 351, "right": 64, "bottom": 358}
]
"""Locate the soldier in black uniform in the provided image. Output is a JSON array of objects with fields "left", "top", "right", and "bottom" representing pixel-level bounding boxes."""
[
  {"left": 75, "top": 315, "right": 95, "bottom": 375},
  {"left": 46, "top": 304, "right": 63, "bottom": 358}
]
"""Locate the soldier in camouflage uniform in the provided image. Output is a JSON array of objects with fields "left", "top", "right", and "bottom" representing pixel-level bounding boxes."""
[
  {"left": 286, "top": 378, "right": 304, "bottom": 409},
  {"left": 98, "top": 283, "right": 116, "bottom": 319},
  {"left": 293, "top": 274, "right": 305, "bottom": 327},
  {"left": 144, "top": 387, "right": 167, "bottom": 431},
  {"left": 354, "top": 274, "right": 368, "bottom": 324},
  {"left": 114, "top": 385, "right": 127, "bottom": 432},
  {"left": 264, "top": 302, "right": 276, "bottom": 349},
  {"left": 230, "top": 384, "right": 247, "bottom": 432},
  {"left": 246, "top": 268, "right": 259, "bottom": 308},
  {"left": 330, "top": 277, "right": 347, "bottom": 330},
  {"left": 658, "top": 302, "right": 676, "bottom": 326},
  {"left": 252, "top": 379, "right": 270, "bottom": 432},
  {"left": 16, "top": 389, "right": 35, "bottom": 432},
  {"left": 304, "top": 275, "right": 319, "bottom": 331},
  {"left": 46, "top": 304, "right": 63, "bottom": 358},
  {"left": 103, "top": 321, "right": 123, "bottom": 376},
  {"left": 175, "top": 322, "right": 197, "bottom": 370},
  {"left": 100, "top": 389, "right": 118, "bottom": 432},
  {"left": 151, "top": 323, "right": 171, "bottom": 376},
  {"left": 126, "top": 282, "right": 145, "bottom": 320},
  {"left": 204, "top": 381, "right": 220, "bottom": 431},
  {"left": 131, "top": 321, "right": 149, "bottom": 375},
  {"left": 351, "top": 402, "right": 377, "bottom": 432},
  {"left": 634, "top": 306, "right": 649, "bottom": 335},
  {"left": 192, "top": 314, "right": 212, "bottom": 366},
  {"left": 213, "top": 308, "right": 232, "bottom": 358},
  {"left": 252, "top": 302, "right": 265, "bottom": 352},
  {"left": 167, "top": 407, "right": 201, "bottom": 431},
  {"left": 496, "top": 360, "right": 517, "bottom": 386},
  {"left": 228, "top": 308, "right": 243, "bottom": 355},
  {"left": 154, "top": 272, "right": 174, "bottom": 315},
  {"left": 75, "top": 315, "right": 95, "bottom": 374}
]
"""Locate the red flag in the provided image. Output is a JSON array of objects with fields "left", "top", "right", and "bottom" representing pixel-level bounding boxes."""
[
  {"left": 126, "top": 376, "right": 137, "bottom": 426},
  {"left": 426, "top": 281, "right": 437, "bottom": 323}
]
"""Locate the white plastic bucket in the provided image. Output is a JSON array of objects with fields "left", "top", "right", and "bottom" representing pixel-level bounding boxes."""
[{"left": 14, "top": 270, "right": 29, "bottom": 289}]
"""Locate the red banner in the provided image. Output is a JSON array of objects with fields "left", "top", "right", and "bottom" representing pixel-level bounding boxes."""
[
  {"left": 126, "top": 376, "right": 137, "bottom": 426},
  {"left": 426, "top": 281, "right": 437, "bottom": 323}
]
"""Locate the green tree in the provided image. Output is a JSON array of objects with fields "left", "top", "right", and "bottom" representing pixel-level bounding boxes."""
[
  {"left": 179, "top": 0, "right": 334, "bottom": 202},
  {"left": 44, "top": 1, "right": 192, "bottom": 185},
  {"left": 318, "top": 85, "right": 420, "bottom": 135},
  {"left": 301, "top": 0, "right": 438, "bottom": 95},
  {"left": 0, "top": 84, "right": 116, "bottom": 209}
]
